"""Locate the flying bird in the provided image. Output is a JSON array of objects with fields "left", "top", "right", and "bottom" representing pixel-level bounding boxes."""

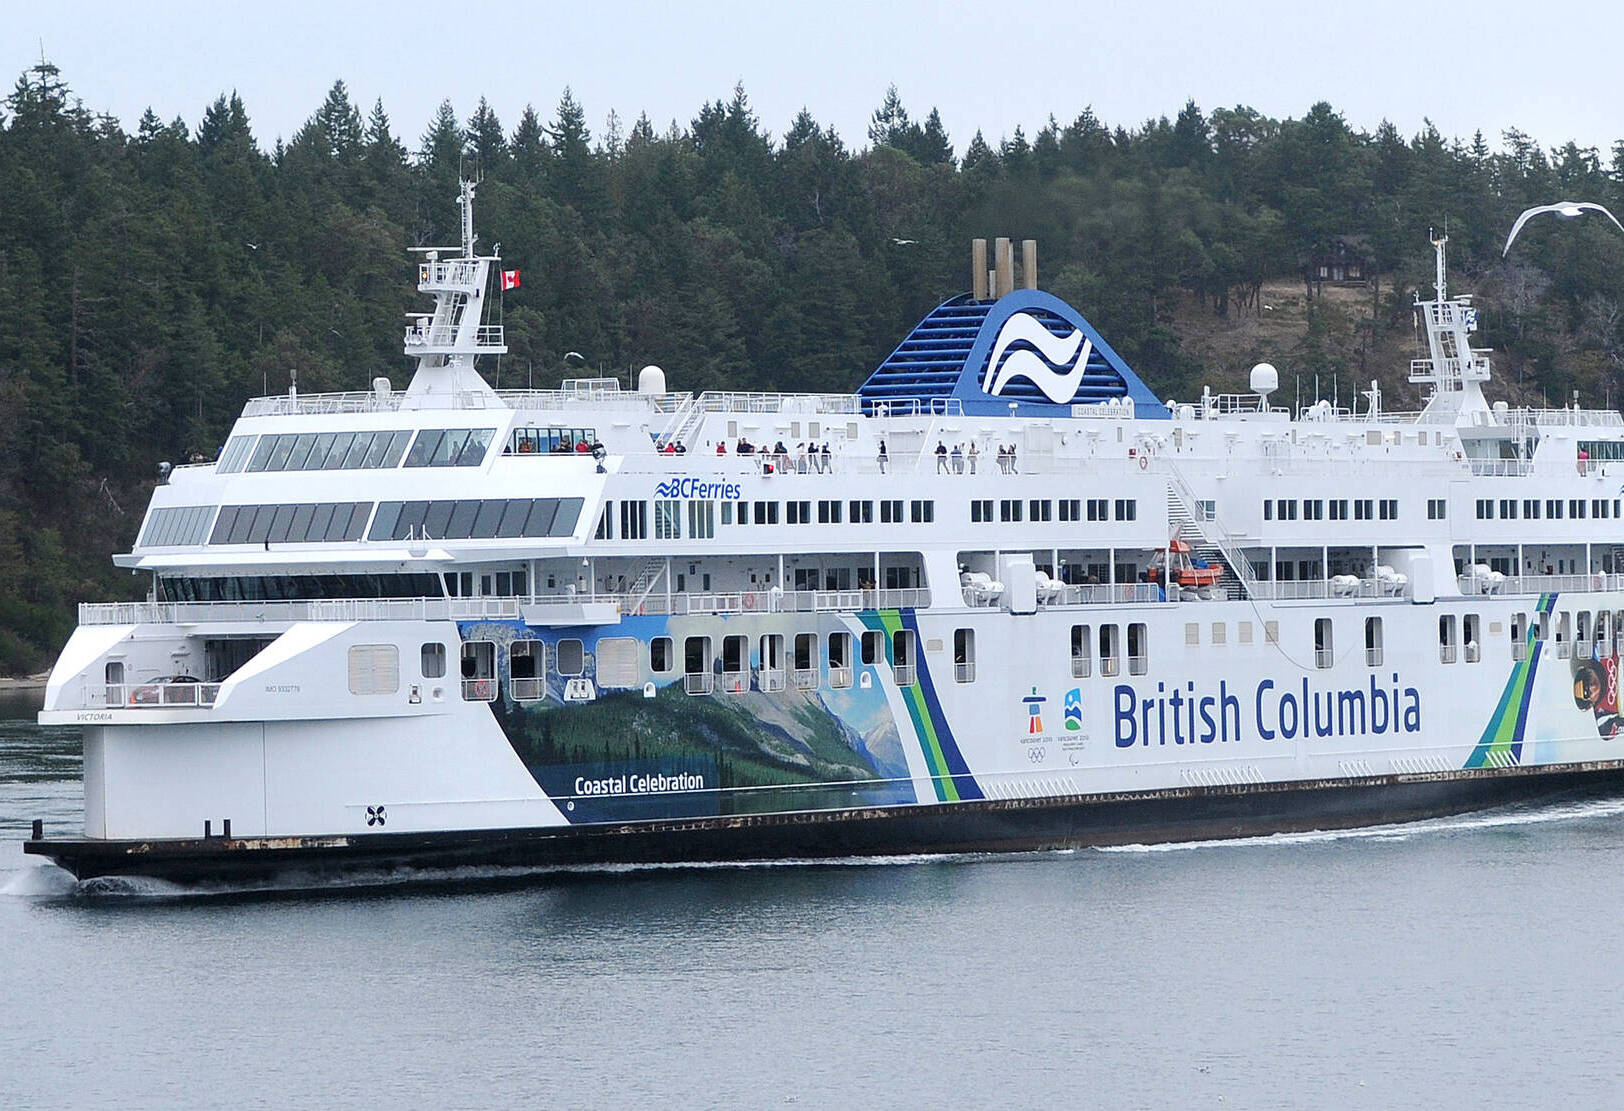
[
  {"left": 890, "top": 237, "right": 917, "bottom": 246},
  {"left": 1503, "top": 201, "right": 1624, "bottom": 256}
]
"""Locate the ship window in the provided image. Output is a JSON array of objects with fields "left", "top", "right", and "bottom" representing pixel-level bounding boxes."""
[
  {"left": 954, "top": 628, "right": 975, "bottom": 683},
  {"left": 683, "top": 636, "right": 713, "bottom": 695},
  {"left": 892, "top": 630, "right": 916, "bottom": 685},
  {"left": 1314, "top": 618, "right": 1333, "bottom": 669},
  {"left": 1127, "top": 623, "right": 1148, "bottom": 675},
  {"left": 689, "top": 502, "right": 715, "bottom": 539},
  {"left": 492, "top": 499, "right": 526, "bottom": 538},
  {"left": 819, "top": 499, "right": 843, "bottom": 524},
  {"left": 300, "top": 433, "right": 336, "bottom": 471},
  {"left": 420, "top": 642, "right": 447, "bottom": 678},
  {"left": 283, "top": 434, "right": 320, "bottom": 470},
  {"left": 420, "top": 500, "right": 454, "bottom": 539},
  {"left": 655, "top": 500, "right": 682, "bottom": 540},
  {"left": 1116, "top": 499, "right": 1137, "bottom": 522},
  {"left": 650, "top": 637, "right": 674, "bottom": 674},
  {"left": 1354, "top": 499, "right": 1373, "bottom": 521},
  {"left": 1059, "top": 499, "right": 1081, "bottom": 522},
  {"left": 1263, "top": 500, "right": 1274, "bottom": 522},
  {"left": 1499, "top": 499, "right": 1517, "bottom": 520},
  {"left": 596, "top": 638, "right": 639, "bottom": 689},
  {"left": 1099, "top": 625, "right": 1120, "bottom": 677},
  {"left": 880, "top": 499, "right": 903, "bottom": 524},
  {"left": 1000, "top": 499, "right": 1022, "bottom": 522},
  {"left": 1211, "top": 622, "right": 1226, "bottom": 646},
  {"left": 405, "top": 429, "right": 444, "bottom": 467},
  {"left": 1264, "top": 621, "right": 1279, "bottom": 645},
  {"left": 264, "top": 435, "right": 299, "bottom": 470},
  {"left": 247, "top": 436, "right": 278, "bottom": 472},
  {"left": 1547, "top": 499, "right": 1563, "bottom": 519},
  {"left": 286, "top": 503, "right": 315, "bottom": 542},
  {"left": 759, "top": 634, "right": 786, "bottom": 691},
  {"left": 1439, "top": 615, "right": 1458, "bottom": 664},
  {"left": 510, "top": 640, "right": 544, "bottom": 700},
  {"left": 1087, "top": 499, "right": 1108, "bottom": 522},
  {"left": 828, "top": 632, "right": 853, "bottom": 689},
  {"left": 1239, "top": 621, "right": 1254, "bottom": 645},
  {"left": 460, "top": 641, "right": 497, "bottom": 700},
  {"left": 620, "top": 501, "right": 648, "bottom": 540},
  {"left": 1365, "top": 617, "right": 1383, "bottom": 666},
  {"left": 246, "top": 505, "right": 276, "bottom": 544},
  {"left": 721, "top": 635, "right": 748, "bottom": 693},
  {"left": 1463, "top": 614, "right": 1481, "bottom": 663},
  {"left": 970, "top": 499, "right": 992, "bottom": 523},
  {"left": 1071, "top": 624, "right": 1091, "bottom": 677},
  {"left": 850, "top": 500, "right": 873, "bottom": 524},
  {"left": 793, "top": 633, "right": 817, "bottom": 687},
  {"left": 753, "top": 501, "right": 779, "bottom": 525},
  {"left": 457, "top": 429, "right": 494, "bottom": 466},
  {"left": 1029, "top": 499, "right": 1051, "bottom": 522},
  {"left": 348, "top": 644, "right": 400, "bottom": 696},
  {"left": 216, "top": 436, "right": 256, "bottom": 473},
  {"left": 554, "top": 638, "right": 584, "bottom": 677},
  {"left": 1555, "top": 612, "right": 1572, "bottom": 658},
  {"left": 861, "top": 630, "right": 884, "bottom": 666},
  {"left": 433, "top": 429, "right": 471, "bottom": 467},
  {"left": 1379, "top": 499, "right": 1398, "bottom": 520},
  {"left": 395, "top": 501, "right": 429, "bottom": 540},
  {"left": 911, "top": 500, "right": 934, "bottom": 523}
]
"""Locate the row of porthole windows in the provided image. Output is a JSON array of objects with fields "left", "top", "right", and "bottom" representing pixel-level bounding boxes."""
[
  {"left": 1512, "top": 609, "right": 1620, "bottom": 664},
  {"left": 1477, "top": 498, "right": 1619, "bottom": 521},
  {"left": 1068, "top": 623, "right": 1150, "bottom": 678},
  {"left": 441, "top": 630, "right": 924, "bottom": 701}
]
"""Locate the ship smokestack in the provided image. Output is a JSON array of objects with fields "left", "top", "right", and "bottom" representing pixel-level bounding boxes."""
[
  {"left": 1022, "top": 239, "right": 1038, "bottom": 290},
  {"left": 972, "top": 239, "right": 989, "bottom": 300},
  {"left": 995, "top": 237, "right": 1014, "bottom": 298}
]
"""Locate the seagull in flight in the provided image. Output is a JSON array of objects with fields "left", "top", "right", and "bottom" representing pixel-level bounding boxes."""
[
  {"left": 1503, "top": 201, "right": 1624, "bottom": 256},
  {"left": 890, "top": 237, "right": 917, "bottom": 246}
]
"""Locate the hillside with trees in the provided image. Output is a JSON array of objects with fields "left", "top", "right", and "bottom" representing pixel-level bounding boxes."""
[{"left": 3, "top": 61, "right": 1624, "bottom": 673}]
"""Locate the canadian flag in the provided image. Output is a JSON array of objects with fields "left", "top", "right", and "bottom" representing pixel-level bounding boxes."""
[{"left": 501, "top": 269, "right": 521, "bottom": 291}]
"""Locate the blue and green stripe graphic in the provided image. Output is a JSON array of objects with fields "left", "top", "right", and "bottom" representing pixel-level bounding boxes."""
[
  {"left": 1464, "top": 593, "right": 1554, "bottom": 768},
  {"left": 860, "top": 609, "right": 984, "bottom": 802}
]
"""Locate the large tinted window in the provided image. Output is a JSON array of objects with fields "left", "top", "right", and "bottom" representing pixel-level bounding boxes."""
[
  {"left": 210, "top": 502, "right": 374, "bottom": 544},
  {"left": 365, "top": 497, "right": 585, "bottom": 541},
  {"left": 158, "top": 573, "right": 444, "bottom": 601}
]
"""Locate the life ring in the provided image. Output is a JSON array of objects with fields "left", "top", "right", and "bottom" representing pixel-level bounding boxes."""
[
  {"left": 742, "top": 593, "right": 756, "bottom": 611},
  {"left": 1138, "top": 454, "right": 1149, "bottom": 471}
]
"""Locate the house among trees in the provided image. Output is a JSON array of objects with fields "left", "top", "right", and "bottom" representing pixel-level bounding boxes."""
[{"left": 1312, "top": 236, "right": 1373, "bottom": 284}]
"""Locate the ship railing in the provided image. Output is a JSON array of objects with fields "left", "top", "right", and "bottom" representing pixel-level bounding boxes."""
[
  {"left": 91, "top": 681, "right": 221, "bottom": 709},
  {"left": 696, "top": 390, "right": 861, "bottom": 415},
  {"left": 461, "top": 678, "right": 497, "bottom": 701},
  {"left": 1467, "top": 458, "right": 1537, "bottom": 477},
  {"left": 1244, "top": 579, "right": 1395, "bottom": 601},
  {"left": 954, "top": 661, "right": 976, "bottom": 683},
  {"left": 791, "top": 667, "right": 818, "bottom": 691},
  {"left": 719, "top": 672, "right": 748, "bottom": 694},
  {"left": 1036, "top": 583, "right": 1162, "bottom": 606},
  {"left": 893, "top": 663, "right": 917, "bottom": 687},
  {"left": 1467, "top": 572, "right": 1624, "bottom": 597},
  {"left": 1526, "top": 408, "right": 1624, "bottom": 428},
  {"left": 404, "top": 323, "right": 505, "bottom": 348},
  {"left": 620, "top": 588, "right": 930, "bottom": 616},
  {"left": 862, "top": 397, "right": 964, "bottom": 418},
  {"left": 417, "top": 260, "right": 484, "bottom": 287},
  {"left": 758, "top": 668, "right": 787, "bottom": 693},
  {"left": 827, "top": 666, "right": 853, "bottom": 689},
  {"left": 509, "top": 677, "right": 545, "bottom": 701},
  {"left": 683, "top": 673, "right": 714, "bottom": 696}
]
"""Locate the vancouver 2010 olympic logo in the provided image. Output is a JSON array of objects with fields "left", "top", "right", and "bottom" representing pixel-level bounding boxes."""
[{"left": 981, "top": 312, "right": 1095, "bottom": 404}]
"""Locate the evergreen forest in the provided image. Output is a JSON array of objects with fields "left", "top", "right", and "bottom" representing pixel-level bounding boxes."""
[{"left": 4, "top": 60, "right": 1624, "bottom": 673}]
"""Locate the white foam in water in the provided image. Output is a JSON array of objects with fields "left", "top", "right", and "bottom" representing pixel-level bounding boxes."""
[
  {"left": 1, "top": 861, "right": 79, "bottom": 898},
  {"left": 42, "top": 851, "right": 980, "bottom": 900},
  {"left": 1097, "top": 795, "right": 1624, "bottom": 854}
]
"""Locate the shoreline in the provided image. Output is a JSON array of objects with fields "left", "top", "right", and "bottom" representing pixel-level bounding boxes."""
[{"left": 0, "top": 675, "right": 49, "bottom": 692}]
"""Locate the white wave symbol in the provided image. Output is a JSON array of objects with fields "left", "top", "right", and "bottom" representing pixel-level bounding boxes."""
[{"left": 983, "top": 313, "right": 1094, "bottom": 403}]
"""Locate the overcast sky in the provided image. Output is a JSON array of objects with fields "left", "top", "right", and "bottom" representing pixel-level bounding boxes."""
[{"left": 7, "top": 0, "right": 1622, "bottom": 160}]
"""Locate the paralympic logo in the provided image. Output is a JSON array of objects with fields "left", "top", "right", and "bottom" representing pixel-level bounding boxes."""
[{"left": 981, "top": 312, "right": 1095, "bottom": 404}]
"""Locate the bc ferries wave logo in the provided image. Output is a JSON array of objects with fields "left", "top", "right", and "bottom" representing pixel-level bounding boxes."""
[{"left": 981, "top": 312, "right": 1095, "bottom": 404}]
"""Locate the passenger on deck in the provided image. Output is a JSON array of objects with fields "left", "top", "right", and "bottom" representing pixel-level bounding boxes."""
[
  {"left": 936, "top": 441, "right": 949, "bottom": 473},
  {"left": 877, "top": 440, "right": 888, "bottom": 474},
  {"left": 1007, "top": 443, "right": 1018, "bottom": 473},
  {"left": 951, "top": 443, "right": 964, "bottom": 474},
  {"left": 996, "top": 445, "right": 1009, "bottom": 474},
  {"left": 821, "top": 443, "right": 831, "bottom": 472},
  {"left": 716, "top": 441, "right": 726, "bottom": 455},
  {"left": 968, "top": 442, "right": 978, "bottom": 474}
]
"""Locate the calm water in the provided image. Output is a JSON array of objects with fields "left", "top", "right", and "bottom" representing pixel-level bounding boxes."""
[{"left": 5, "top": 689, "right": 1624, "bottom": 1109}]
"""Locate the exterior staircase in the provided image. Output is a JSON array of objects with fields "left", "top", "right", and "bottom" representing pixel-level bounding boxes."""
[{"left": 1160, "top": 466, "right": 1255, "bottom": 601}]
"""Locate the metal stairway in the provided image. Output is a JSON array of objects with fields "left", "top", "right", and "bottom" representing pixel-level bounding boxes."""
[
  {"left": 655, "top": 393, "right": 702, "bottom": 450},
  {"left": 1160, "top": 464, "right": 1255, "bottom": 601}
]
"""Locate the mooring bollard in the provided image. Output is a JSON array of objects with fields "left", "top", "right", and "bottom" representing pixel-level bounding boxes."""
[{"left": 31, "top": 819, "right": 43, "bottom": 840}]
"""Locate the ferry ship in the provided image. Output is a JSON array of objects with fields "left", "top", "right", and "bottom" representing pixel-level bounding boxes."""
[{"left": 27, "top": 183, "right": 1624, "bottom": 881}]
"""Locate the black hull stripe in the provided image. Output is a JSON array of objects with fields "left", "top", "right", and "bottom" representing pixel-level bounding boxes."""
[{"left": 27, "top": 760, "right": 1624, "bottom": 882}]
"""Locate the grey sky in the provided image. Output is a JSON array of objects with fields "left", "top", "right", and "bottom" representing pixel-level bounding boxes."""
[{"left": 8, "top": 0, "right": 1622, "bottom": 159}]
